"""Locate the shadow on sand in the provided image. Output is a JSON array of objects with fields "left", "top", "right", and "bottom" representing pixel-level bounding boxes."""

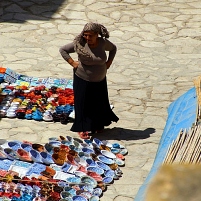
[{"left": 90, "top": 127, "right": 156, "bottom": 141}]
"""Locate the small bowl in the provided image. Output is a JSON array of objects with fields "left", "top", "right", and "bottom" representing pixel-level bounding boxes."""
[
  {"left": 60, "top": 191, "right": 72, "bottom": 199},
  {"left": 48, "top": 137, "right": 58, "bottom": 141},
  {"left": 110, "top": 148, "right": 120, "bottom": 154},
  {"left": 114, "top": 169, "right": 122, "bottom": 177},
  {"left": 0, "top": 139, "right": 7, "bottom": 146},
  {"left": 120, "top": 148, "right": 128, "bottom": 156},
  {"left": 8, "top": 141, "right": 21, "bottom": 151},
  {"left": 7, "top": 108, "right": 17, "bottom": 113},
  {"left": 4, "top": 148, "right": 19, "bottom": 160},
  {"left": 92, "top": 188, "right": 102, "bottom": 197},
  {"left": 30, "top": 149, "right": 43, "bottom": 163},
  {"left": 102, "top": 176, "right": 113, "bottom": 184},
  {"left": 74, "top": 171, "right": 87, "bottom": 177},
  {"left": 95, "top": 161, "right": 110, "bottom": 171},
  {"left": 79, "top": 191, "right": 92, "bottom": 199},
  {"left": 62, "top": 163, "right": 72, "bottom": 172},
  {"left": 47, "top": 97, "right": 55, "bottom": 102},
  {"left": 73, "top": 137, "right": 83, "bottom": 143},
  {"left": 64, "top": 186, "right": 77, "bottom": 196},
  {"left": 58, "top": 181, "right": 68, "bottom": 188},
  {"left": 61, "top": 198, "right": 73, "bottom": 201},
  {"left": 92, "top": 138, "right": 103, "bottom": 147},
  {"left": 0, "top": 92, "right": 8, "bottom": 97},
  {"left": 0, "top": 150, "right": 7, "bottom": 159},
  {"left": 97, "top": 155, "right": 114, "bottom": 165},
  {"left": 66, "top": 136, "right": 74, "bottom": 142},
  {"left": 0, "top": 83, "right": 9, "bottom": 88},
  {"left": 1, "top": 106, "right": 9, "bottom": 110},
  {"left": 0, "top": 110, "right": 6, "bottom": 117},
  {"left": 89, "top": 196, "right": 100, "bottom": 201},
  {"left": 49, "top": 140, "right": 61, "bottom": 147},
  {"left": 112, "top": 143, "right": 121, "bottom": 149},
  {"left": 9, "top": 105, "right": 18, "bottom": 109},
  {"left": 87, "top": 166, "right": 104, "bottom": 175},
  {"left": 23, "top": 90, "right": 30, "bottom": 94},
  {"left": 73, "top": 140, "right": 81, "bottom": 148},
  {"left": 86, "top": 158, "right": 96, "bottom": 166},
  {"left": 29, "top": 87, "right": 35, "bottom": 91},
  {"left": 66, "top": 176, "right": 81, "bottom": 184},
  {"left": 21, "top": 143, "right": 32, "bottom": 152},
  {"left": 100, "top": 150, "right": 116, "bottom": 159},
  {"left": 83, "top": 139, "right": 92, "bottom": 145},
  {"left": 2, "top": 100, "right": 11, "bottom": 105},
  {"left": 104, "top": 169, "right": 115, "bottom": 178},
  {"left": 116, "top": 153, "right": 125, "bottom": 160},
  {"left": 87, "top": 171, "right": 103, "bottom": 182},
  {"left": 40, "top": 151, "right": 54, "bottom": 165},
  {"left": 74, "top": 157, "right": 87, "bottom": 167},
  {"left": 81, "top": 176, "right": 97, "bottom": 188},
  {"left": 114, "top": 158, "right": 125, "bottom": 166},
  {"left": 82, "top": 147, "right": 94, "bottom": 154},
  {"left": 72, "top": 195, "right": 87, "bottom": 201},
  {"left": 16, "top": 148, "right": 32, "bottom": 162},
  {"left": 80, "top": 185, "right": 93, "bottom": 194},
  {"left": 11, "top": 102, "right": 20, "bottom": 106}
]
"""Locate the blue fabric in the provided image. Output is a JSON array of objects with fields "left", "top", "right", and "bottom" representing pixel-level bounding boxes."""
[
  {"left": 134, "top": 87, "right": 197, "bottom": 201},
  {"left": 26, "top": 162, "right": 46, "bottom": 176},
  {"left": 0, "top": 159, "right": 13, "bottom": 170}
]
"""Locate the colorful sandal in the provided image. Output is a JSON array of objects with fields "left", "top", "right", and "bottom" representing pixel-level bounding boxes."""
[{"left": 78, "top": 132, "right": 90, "bottom": 139}]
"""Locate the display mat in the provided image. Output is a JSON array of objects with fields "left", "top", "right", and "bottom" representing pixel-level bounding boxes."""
[
  {"left": 0, "top": 67, "right": 128, "bottom": 201},
  {"left": 0, "top": 67, "right": 75, "bottom": 123}
]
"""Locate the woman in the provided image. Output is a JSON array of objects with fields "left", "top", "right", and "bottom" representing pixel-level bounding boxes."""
[{"left": 59, "top": 22, "right": 119, "bottom": 139}]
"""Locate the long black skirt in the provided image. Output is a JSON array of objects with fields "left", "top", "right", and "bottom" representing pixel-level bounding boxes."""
[{"left": 71, "top": 73, "right": 119, "bottom": 132}]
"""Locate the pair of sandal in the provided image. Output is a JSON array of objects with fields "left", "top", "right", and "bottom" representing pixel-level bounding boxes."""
[
  {"left": 40, "top": 166, "right": 56, "bottom": 179},
  {"left": 78, "top": 132, "right": 90, "bottom": 139},
  {"left": 78, "top": 129, "right": 104, "bottom": 139},
  {"left": 52, "top": 147, "right": 67, "bottom": 166}
]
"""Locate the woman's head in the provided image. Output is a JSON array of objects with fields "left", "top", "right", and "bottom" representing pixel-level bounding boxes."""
[
  {"left": 73, "top": 22, "right": 109, "bottom": 57},
  {"left": 82, "top": 31, "right": 98, "bottom": 46},
  {"left": 82, "top": 22, "right": 109, "bottom": 38}
]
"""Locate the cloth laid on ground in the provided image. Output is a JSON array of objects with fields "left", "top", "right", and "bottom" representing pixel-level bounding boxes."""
[{"left": 0, "top": 67, "right": 74, "bottom": 124}]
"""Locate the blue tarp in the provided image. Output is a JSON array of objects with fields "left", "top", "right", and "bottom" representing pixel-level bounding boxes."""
[{"left": 134, "top": 87, "right": 197, "bottom": 201}]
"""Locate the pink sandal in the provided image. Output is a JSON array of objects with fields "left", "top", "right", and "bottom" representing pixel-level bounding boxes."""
[{"left": 78, "top": 132, "right": 90, "bottom": 139}]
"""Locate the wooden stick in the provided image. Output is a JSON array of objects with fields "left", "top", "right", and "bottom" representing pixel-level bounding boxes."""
[
  {"left": 180, "top": 126, "right": 196, "bottom": 163},
  {"left": 186, "top": 125, "right": 201, "bottom": 163},
  {"left": 174, "top": 128, "right": 188, "bottom": 163},
  {"left": 189, "top": 125, "right": 201, "bottom": 163}
]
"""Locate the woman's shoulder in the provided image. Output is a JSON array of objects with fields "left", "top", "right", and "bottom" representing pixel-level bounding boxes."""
[{"left": 98, "top": 37, "right": 106, "bottom": 43}]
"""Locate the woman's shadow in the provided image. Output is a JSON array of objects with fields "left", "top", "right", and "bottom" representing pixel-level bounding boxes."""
[{"left": 90, "top": 127, "right": 156, "bottom": 141}]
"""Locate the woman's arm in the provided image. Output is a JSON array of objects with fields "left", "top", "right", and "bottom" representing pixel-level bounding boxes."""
[
  {"left": 104, "top": 39, "right": 117, "bottom": 69},
  {"left": 59, "top": 42, "right": 79, "bottom": 68}
]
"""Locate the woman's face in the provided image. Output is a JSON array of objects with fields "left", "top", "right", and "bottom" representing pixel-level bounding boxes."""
[{"left": 83, "top": 31, "right": 98, "bottom": 45}]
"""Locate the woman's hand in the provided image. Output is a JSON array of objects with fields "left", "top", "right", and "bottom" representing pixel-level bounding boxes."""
[
  {"left": 67, "top": 58, "right": 79, "bottom": 68},
  {"left": 106, "top": 60, "right": 112, "bottom": 69},
  {"left": 71, "top": 61, "right": 79, "bottom": 69}
]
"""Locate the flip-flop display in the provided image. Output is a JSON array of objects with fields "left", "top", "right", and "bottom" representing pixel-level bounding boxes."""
[
  {"left": 0, "top": 67, "right": 128, "bottom": 200},
  {"left": 0, "top": 136, "right": 128, "bottom": 201},
  {"left": 0, "top": 67, "right": 75, "bottom": 123}
]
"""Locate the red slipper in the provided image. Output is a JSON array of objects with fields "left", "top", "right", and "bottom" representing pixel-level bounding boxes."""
[{"left": 78, "top": 132, "right": 90, "bottom": 139}]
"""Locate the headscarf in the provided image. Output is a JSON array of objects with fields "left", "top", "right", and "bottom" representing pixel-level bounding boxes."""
[{"left": 73, "top": 22, "right": 109, "bottom": 58}]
